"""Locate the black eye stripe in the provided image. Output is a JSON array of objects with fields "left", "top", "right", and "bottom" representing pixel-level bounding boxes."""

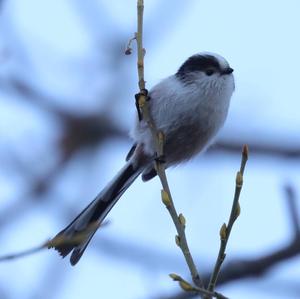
[{"left": 176, "top": 54, "right": 221, "bottom": 80}]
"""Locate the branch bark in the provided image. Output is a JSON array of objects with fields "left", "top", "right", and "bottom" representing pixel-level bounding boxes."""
[
  {"left": 134, "top": 0, "right": 205, "bottom": 295},
  {"left": 206, "top": 146, "right": 248, "bottom": 295}
]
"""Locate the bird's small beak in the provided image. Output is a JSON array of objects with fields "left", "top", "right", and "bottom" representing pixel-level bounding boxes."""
[{"left": 222, "top": 67, "right": 234, "bottom": 75}]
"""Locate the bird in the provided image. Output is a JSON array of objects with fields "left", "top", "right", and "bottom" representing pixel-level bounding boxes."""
[{"left": 49, "top": 52, "right": 235, "bottom": 265}]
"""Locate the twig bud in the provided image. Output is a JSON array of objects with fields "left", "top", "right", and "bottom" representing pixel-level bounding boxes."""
[
  {"left": 169, "top": 273, "right": 183, "bottom": 281},
  {"left": 219, "top": 223, "right": 227, "bottom": 241},
  {"left": 236, "top": 171, "right": 243, "bottom": 187},
  {"left": 178, "top": 213, "right": 186, "bottom": 227},
  {"left": 179, "top": 280, "right": 196, "bottom": 292},
  {"left": 170, "top": 274, "right": 197, "bottom": 293},
  {"left": 161, "top": 190, "right": 171, "bottom": 207},
  {"left": 175, "top": 235, "right": 181, "bottom": 247},
  {"left": 234, "top": 202, "right": 241, "bottom": 220}
]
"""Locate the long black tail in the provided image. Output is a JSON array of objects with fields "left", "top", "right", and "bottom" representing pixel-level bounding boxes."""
[{"left": 49, "top": 161, "right": 143, "bottom": 265}]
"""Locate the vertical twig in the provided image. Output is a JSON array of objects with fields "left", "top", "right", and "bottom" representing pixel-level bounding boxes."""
[
  {"left": 206, "top": 145, "right": 249, "bottom": 295},
  {"left": 136, "top": 0, "right": 145, "bottom": 91},
  {"left": 134, "top": 0, "right": 204, "bottom": 293}
]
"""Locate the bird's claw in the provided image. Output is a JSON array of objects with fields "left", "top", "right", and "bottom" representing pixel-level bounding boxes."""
[
  {"left": 155, "top": 154, "right": 166, "bottom": 164},
  {"left": 135, "top": 89, "right": 150, "bottom": 121}
]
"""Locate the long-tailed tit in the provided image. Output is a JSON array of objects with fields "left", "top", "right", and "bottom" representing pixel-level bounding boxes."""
[{"left": 49, "top": 52, "right": 235, "bottom": 265}]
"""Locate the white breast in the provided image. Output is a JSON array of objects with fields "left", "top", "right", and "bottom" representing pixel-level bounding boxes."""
[{"left": 131, "top": 73, "right": 234, "bottom": 163}]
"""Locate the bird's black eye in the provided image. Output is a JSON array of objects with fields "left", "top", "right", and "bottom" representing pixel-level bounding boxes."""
[{"left": 205, "top": 69, "right": 215, "bottom": 76}]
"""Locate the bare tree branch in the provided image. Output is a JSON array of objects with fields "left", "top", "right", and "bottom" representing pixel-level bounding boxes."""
[
  {"left": 134, "top": 0, "right": 208, "bottom": 295},
  {"left": 158, "top": 184, "right": 300, "bottom": 299}
]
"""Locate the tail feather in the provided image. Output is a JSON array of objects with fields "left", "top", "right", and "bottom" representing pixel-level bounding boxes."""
[
  {"left": 52, "top": 233, "right": 75, "bottom": 258},
  {"left": 49, "top": 161, "right": 144, "bottom": 265},
  {"left": 70, "top": 230, "right": 97, "bottom": 266}
]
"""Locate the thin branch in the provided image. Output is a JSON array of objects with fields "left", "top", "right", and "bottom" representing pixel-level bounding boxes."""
[
  {"left": 159, "top": 164, "right": 203, "bottom": 289},
  {"left": 136, "top": 0, "right": 146, "bottom": 91},
  {"left": 206, "top": 145, "right": 248, "bottom": 295},
  {"left": 133, "top": 0, "right": 204, "bottom": 295},
  {"left": 0, "top": 221, "right": 103, "bottom": 262},
  {"left": 0, "top": 242, "right": 46, "bottom": 262}
]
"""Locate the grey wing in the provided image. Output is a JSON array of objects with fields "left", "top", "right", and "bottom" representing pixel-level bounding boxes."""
[
  {"left": 141, "top": 166, "right": 157, "bottom": 181},
  {"left": 126, "top": 143, "right": 157, "bottom": 181}
]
